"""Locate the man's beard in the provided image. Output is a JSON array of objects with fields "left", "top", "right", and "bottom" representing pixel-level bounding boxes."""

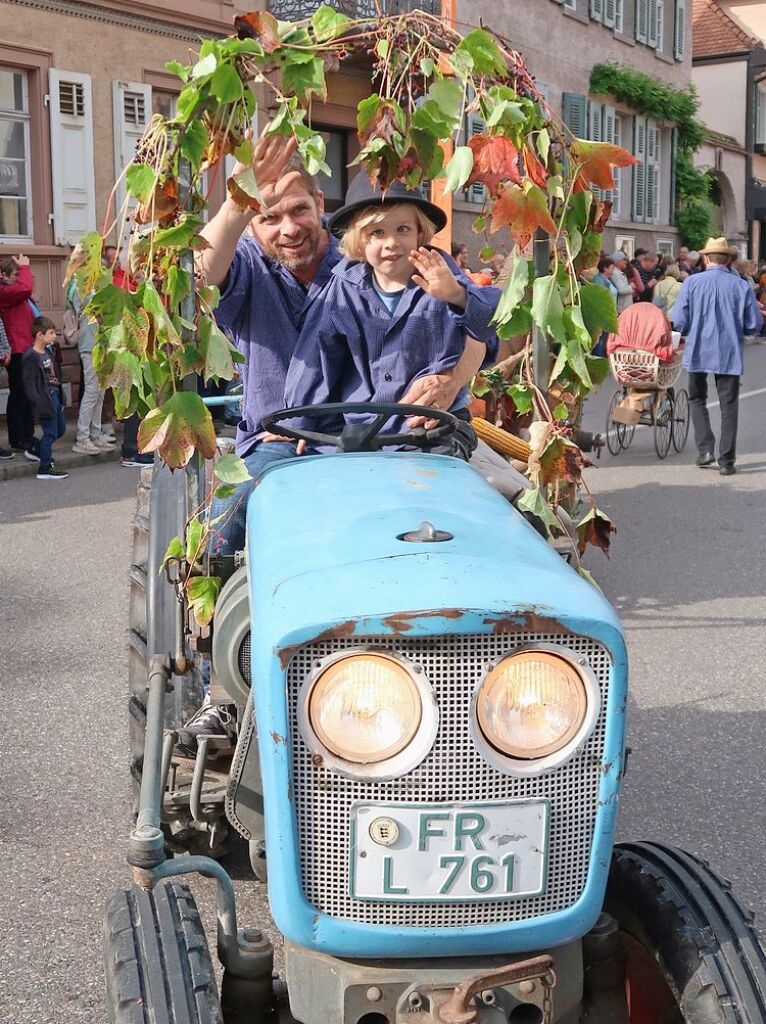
[{"left": 269, "top": 231, "right": 320, "bottom": 271}]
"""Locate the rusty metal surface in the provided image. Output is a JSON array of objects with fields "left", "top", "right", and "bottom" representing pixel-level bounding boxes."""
[{"left": 437, "top": 956, "right": 556, "bottom": 1024}]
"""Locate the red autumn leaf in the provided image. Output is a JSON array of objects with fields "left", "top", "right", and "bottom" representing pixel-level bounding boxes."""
[
  {"left": 538, "top": 436, "right": 591, "bottom": 487},
  {"left": 590, "top": 197, "right": 613, "bottom": 233},
  {"left": 576, "top": 506, "right": 616, "bottom": 557},
  {"left": 235, "top": 11, "right": 281, "bottom": 52},
  {"left": 571, "top": 139, "right": 638, "bottom": 191},
  {"left": 466, "top": 134, "right": 521, "bottom": 197},
  {"left": 490, "top": 182, "right": 556, "bottom": 250},
  {"left": 523, "top": 146, "right": 548, "bottom": 189},
  {"left": 396, "top": 148, "right": 420, "bottom": 178}
]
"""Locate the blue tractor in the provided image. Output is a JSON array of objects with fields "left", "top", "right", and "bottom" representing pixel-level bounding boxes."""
[{"left": 108, "top": 403, "right": 766, "bottom": 1024}]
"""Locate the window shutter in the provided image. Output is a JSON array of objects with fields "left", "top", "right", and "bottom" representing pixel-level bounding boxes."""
[
  {"left": 48, "top": 70, "right": 96, "bottom": 246},
  {"left": 648, "top": 0, "right": 659, "bottom": 46},
  {"left": 603, "top": 105, "right": 620, "bottom": 215},
  {"left": 636, "top": 0, "right": 649, "bottom": 42},
  {"left": 590, "top": 0, "right": 604, "bottom": 20},
  {"left": 645, "top": 120, "right": 660, "bottom": 222},
  {"left": 462, "top": 111, "right": 487, "bottom": 205},
  {"left": 632, "top": 117, "right": 647, "bottom": 222},
  {"left": 604, "top": 0, "right": 617, "bottom": 27},
  {"left": 112, "top": 80, "right": 151, "bottom": 243},
  {"left": 674, "top": 0, "right": 686, "bottom": 59},
  {"left": 563, "top": 92, "right": 587, "bottom": 138},
  {"left": 587, "top": 101, "right": 603, "bottom": 142}
]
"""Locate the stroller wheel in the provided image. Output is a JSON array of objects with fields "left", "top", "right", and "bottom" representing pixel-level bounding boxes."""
[
  {"left": 672, "top": 388, "right": 690, "bottom": 452},
  {"left": 654, "top": 394, "right": 673, "bottom": 459},
  {"left": 606, "top": 390, "right": 625, "bottom": 455}
]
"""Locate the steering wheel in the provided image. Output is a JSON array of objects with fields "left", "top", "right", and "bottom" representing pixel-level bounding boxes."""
[{"left": 262, "top": 402, "right": 460, "bottom": 453}]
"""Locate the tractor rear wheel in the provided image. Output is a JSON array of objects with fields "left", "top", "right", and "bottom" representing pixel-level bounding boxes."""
[
  {"left": 606, "top": 841, "right": 766, "bottom": 1023},
  {"left": 104, "top": 882, "right": 221, "bottom": 1024}
]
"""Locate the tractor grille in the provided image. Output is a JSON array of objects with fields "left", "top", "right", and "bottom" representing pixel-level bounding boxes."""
[{"left": 287, "top": 632, "right": 612, "bottom": 927}]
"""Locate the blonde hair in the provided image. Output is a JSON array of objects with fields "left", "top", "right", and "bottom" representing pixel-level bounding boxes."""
[{"left": 339, "top": 202, "right": 436, "bottom": 260}]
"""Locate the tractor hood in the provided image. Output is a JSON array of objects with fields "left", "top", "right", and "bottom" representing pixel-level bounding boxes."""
[{"left": 245, "top": 452, "right": 622, "bottom": 654}]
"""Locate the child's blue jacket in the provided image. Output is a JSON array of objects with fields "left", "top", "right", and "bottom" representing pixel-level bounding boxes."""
[{"left": 284, "top": 252, "right": 500, "bottom": 430}]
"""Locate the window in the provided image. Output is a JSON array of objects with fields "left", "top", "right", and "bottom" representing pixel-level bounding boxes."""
[
  {"left": 614, "top": 234, "right": 635, "bottom": 259},
  {"left": 657, "top": 239, "right": 674, "bottom": 256},
  {"left": 0, "top": 67, "right": 32, "bottom": 240},
  {"left": 152, "top": 90, "right": 177, "bottom": 120},
  {"left": 656, "top": 0, "right": 664, "bottom": 51},
  {"left": 757, "top": 85, "right": 766, "bottom": 146},
  {"left": 313, "top": 127, "right": 347, "bottom": 211},
  {"left": 614, "top": 0, "right": 624, "bottom": 33}
]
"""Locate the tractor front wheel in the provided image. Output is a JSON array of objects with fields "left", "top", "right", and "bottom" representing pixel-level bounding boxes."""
[
  {"left": 104, "top": 883, "right": 222, "bottom": 1024},
  {"left": 606, "top": 841, "right": 766, "bottom": 1023}
]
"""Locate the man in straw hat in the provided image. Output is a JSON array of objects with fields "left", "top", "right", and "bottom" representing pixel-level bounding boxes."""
[{"left": 671, "top": 236, "right": 761, "bottom": 475}]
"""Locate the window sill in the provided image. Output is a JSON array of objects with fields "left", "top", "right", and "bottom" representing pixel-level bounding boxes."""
[
  {"left": 655, "top": 50, "right": 675, "bottom": 65},
  {"left": 563, "top": 5, "right": 590, "bottom": 24},
  {"left": 613, "top": 31, "right": 635, "bottom": 47}
]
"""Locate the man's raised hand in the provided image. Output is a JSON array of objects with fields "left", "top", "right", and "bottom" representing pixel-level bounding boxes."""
[
  {"left": 232, "top": 132, "right": 301, "bottom": 209},
  {"left": 409, "top": 247, "right": 467, "bottom": 309}
]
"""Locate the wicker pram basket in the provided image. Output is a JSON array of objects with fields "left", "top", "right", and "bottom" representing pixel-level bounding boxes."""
[{"left": 609, "top": 348, "right": 683, "bottom": 390}]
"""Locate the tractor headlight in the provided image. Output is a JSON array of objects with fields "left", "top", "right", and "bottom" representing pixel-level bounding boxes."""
[
  {"left": 308, "top": 653, "right": 422, "bottom": 764},
  {"left": 476, "top": 650, "right": 588, "bottom": 760}
]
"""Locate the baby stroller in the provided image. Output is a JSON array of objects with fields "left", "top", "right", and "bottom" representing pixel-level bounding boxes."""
[{"left": 605, "top": 303, "right": 689, "bottom": 458}]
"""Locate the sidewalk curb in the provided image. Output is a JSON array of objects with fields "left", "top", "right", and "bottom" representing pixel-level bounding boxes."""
[{"left": 0, "top": 444, "right": 122, "bottom": 480}]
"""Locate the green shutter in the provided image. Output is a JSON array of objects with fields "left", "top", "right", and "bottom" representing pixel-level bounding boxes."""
[{"left": 563, "top": 93, "right": 587, "bottom": 138}]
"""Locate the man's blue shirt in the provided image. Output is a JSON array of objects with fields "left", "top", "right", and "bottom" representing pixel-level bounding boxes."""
[
  {"left": 215, "top": 232, "right": 341, "bottom": 456},
  {"left": 672, "top": 264, "right": 761, "bottom": 376}
]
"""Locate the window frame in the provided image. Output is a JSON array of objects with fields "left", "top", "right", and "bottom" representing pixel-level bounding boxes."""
[
  {"left": 0, "top": 67, "right": 34, "bottom": 243},
  {"left": 0, "top": 43, "right": 54, "bottom": 250}
]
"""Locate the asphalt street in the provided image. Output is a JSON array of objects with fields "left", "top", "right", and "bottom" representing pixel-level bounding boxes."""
[{"left": 1, "top": 343, "right": 765, "bottom": 1023}]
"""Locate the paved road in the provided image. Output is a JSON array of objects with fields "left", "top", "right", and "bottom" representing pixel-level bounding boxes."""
[{"left": 1, "top": 344, "right": 764, "bottom": 1022}]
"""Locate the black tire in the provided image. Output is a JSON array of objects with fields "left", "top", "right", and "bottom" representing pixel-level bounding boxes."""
[
  {"left": 653, "top": 395, "right": 673, "bottom": 459},
  {"left": 606, "top": 841, "right": 766, "bottom": 1023},
  {"left": 104, "top": 882, "right": 222, "bottom": 1024},
  {"left": 672, "top": 388, "right": 690, "bottom": 452},
  {"left": 606, "top": 390, "right": 625, "bottom": 456}
]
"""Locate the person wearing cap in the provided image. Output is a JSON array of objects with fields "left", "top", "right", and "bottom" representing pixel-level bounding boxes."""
[
  {"left": 284, "top": 174, "right": 500, "bottom": 458},
  {"left": 608, "top": 251, "right": 634, "bottom": 313},
  {"left": 672, "top": 236, "right": 762, "bottom": 475}
]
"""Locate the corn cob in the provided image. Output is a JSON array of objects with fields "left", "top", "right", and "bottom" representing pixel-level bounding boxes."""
[{"left": 472, "top": 418, "right": 531, "bottom": 462}]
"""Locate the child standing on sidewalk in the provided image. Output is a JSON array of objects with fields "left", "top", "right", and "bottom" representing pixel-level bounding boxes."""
[{"left": 21, "top": 316, "right": 69, "bottom": 480}]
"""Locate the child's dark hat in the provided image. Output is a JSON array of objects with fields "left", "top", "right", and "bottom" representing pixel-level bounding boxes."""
[{"left": 327, "top": 174, "right": 447, "bottom": 237}]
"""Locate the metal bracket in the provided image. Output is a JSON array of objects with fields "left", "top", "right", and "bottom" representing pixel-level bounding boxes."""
[{"left": 437, "top": 956, "right": 556, "bottom": 1024}]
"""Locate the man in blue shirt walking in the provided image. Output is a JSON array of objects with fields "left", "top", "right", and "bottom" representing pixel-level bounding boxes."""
[{"left": 672, "top": 236, "right": 761, "bottom": 475}]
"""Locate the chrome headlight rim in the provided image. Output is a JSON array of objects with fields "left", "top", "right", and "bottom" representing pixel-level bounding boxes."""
[
  {"left": 297, "top": 647, "right": 439, "bottom": 781},
  {"left": 469, "top": 643, "right": 600, "bottom": 778}
]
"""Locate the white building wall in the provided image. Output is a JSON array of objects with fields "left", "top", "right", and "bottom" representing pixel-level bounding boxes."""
[{"left": 693, "top": 61, "right": 749, "bottom": 147}]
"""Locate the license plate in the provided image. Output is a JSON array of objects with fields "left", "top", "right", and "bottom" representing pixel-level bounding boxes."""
[{"left": 350, "top": 801, "right": 549, "bottom": 902}]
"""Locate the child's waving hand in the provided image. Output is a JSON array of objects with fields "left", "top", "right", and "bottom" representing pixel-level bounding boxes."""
[{"left": 409, "top": 247, "right": 467, "bottom": 309}]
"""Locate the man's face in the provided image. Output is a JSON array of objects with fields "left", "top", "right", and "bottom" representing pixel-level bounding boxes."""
[
  {"left": 250, "top": 182, "right": 325, "bottom": 271},
  {"left": 679, "top": 246, "right": 689, "bottom": 262},
  {"left": 640, "top": 254, "right": 657, "bottom": 271},
  {"left": 614, "top": 256, "right": 626, "bottom": 270},
  {"left": 103, "top": 246, "right": 118, "bottom": 266}
]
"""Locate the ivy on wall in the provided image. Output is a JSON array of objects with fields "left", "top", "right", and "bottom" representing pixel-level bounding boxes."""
[{"left": 590, "top": 63, "right": 715, "bottom": 247}]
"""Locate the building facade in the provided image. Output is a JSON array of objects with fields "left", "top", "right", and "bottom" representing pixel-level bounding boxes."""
[
  {"left": 692, "top": 0, "right": 766, "bottom": 259},
  {"left": 0, "top": 0, "right": 234, "bottom": 412}
]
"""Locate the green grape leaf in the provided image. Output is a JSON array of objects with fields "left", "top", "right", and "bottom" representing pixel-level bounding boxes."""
[
  {"left": 125, "top": 164, "right": 156, "bottom": 204},
  {"left": 443, "top": 146, "right": 474, "bottom": 193},
  {"left": 191, "top": 53, "right": 217, "bottom": 80},
  {"left": 516, "top": 486, "right": 563, "bottom": 537},
  {"left": 492, "top": 257, "right": 530, "bottom": 326},
  {"left": 214, "top": 483, "right": 237, "bottom": 500},
  {"left": 199, "top": 318, "right": 237, "bottom": 382},
  {"left": 186, "top": 575, "right": 221, "bottom": 627},
  {"left": 579, "top": 282, "right": 618, "bottom": 340},
  {"left": 283, "top": 55, "right": 326, "bottom": 102},
  {"left": 67, "top": 231, "right": 104, "bottom": 295},
  {"left": 161, "top": 535, "right": 184, "bottom": 571},
  {"left": 428, "top": 79, "right": 464, "bottom": 122},
  {"left": 138, "top": 391, "right": 218, "bottom": 468},
  {"left": 496, "top": 306, "right": 533, "bottom": 339},
  {"left": 180, "top": 120, "right": 209, "bottom": 167},
  {"left": 454, "top": 29, "right": 506, "bottom": 76},
  {"left": 506, "top": 384, "right": 534, "bottom": 414},
  {"left": 185, "top": 516, "right": 208, "bottom": 564},
  {"left": 166, "top": 265, "right": 192, "bottom": 311},
  {"left": 214, "top": 453, "right": 251, "bottom": 485},
  {"left": 531, "top": 274, "right": 565, "bottom": 341},
  {"left": 312, "top": 4, "right": 351, "bottom": 40},
  {"left": 210, "top": 62, "right": 243, "bottom": 102}
]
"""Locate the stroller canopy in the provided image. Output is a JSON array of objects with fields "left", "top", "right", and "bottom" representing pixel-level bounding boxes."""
[{"left": 606, "top": 303, "right": 675, "bottom": 363}]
